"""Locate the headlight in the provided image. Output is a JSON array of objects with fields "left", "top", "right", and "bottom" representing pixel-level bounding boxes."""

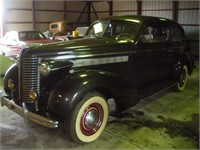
[
  {"left": 8, "top": 79, "right": 15, "bottom": 91},
  {"left": 39, "top": 62, "right": 50, "bottom": 77},
  {"left": 29, "top": 88, "right": 37, "bottom": 102},
  {"left": 14, "top": 57, "right": 19, "bottom": 65}
]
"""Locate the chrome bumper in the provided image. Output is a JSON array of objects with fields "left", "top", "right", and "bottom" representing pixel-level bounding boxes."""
[{"left": 0, "top": 90, "right": 59, "bottom": 128}]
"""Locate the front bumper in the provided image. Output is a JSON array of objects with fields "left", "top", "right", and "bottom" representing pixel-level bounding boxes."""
[{"left": 0, "top": 90, "right": 59, "bottom": 128}]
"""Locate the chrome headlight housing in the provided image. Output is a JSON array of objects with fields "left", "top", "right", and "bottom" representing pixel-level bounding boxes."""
[{"left": 39, "top": 62, "right": 50, "bottom": 77}]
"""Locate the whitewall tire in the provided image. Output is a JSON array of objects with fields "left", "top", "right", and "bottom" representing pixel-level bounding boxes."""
[
  {"left": 67, "top": 92, "right": 109, "bottom": 143},
  {"left": 175, "top": 65, "right": 189, "bottom": 92}
]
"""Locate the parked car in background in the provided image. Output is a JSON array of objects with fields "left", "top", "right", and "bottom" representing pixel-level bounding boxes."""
[
  {"left": 54, "top": 26, "right": 89, "bottom": 41},
  {"left": 0, "top": 30, "right": 56, "bottom": 58},
  {"left": 49, "top": 21, "right": 73, "bottom": 37},
  {"left": 0, "top": 15, "right": 194, "bottom": 144}
]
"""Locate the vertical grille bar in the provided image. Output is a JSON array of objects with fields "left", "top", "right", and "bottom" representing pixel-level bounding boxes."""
[{"left": 21, "top": 57, "right": 40, "bottom": 102}]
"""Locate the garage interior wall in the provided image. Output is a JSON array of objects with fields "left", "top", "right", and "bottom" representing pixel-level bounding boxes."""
[{"left": 1, "top": 0, "right": 199, "bottom": 56}]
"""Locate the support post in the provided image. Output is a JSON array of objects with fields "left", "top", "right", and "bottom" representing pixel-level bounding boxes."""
[
  {"left": 137, "top": 0, "right": 142, "bottom": 15},
  {"left": 32, "top": 0, "right": 36, "bottom": 30},
  {"left": 87, "top": 2, "right": 91, "bottom": 26},
  {"left": 173, "top": 1, "right": 179, "bottom": 21},
  {"left": 63, "top": 0, "right": 66, "bottom": 20},
  {"left": 108, "top": 1, "right": 113, "bottom": 16}
]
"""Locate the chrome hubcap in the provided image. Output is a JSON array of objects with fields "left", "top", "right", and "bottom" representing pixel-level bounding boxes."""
[
  {"left": 85, "top": 109, "right": 98, "bottom": 129},
  {"left": 81, "top": 103, "right": 103, "bottom": 136},
  {"left": 179, "top": 69, "right": 186, "bottom": 87}
]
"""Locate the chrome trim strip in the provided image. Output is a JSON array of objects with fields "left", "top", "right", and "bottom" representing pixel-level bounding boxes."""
[
  {"left": 43, "top": 51, "right": 136, "bottom": 61},
  {"left": 0, "top": 91, "right": 58, "bottom": 128},
  {"left": 70, "top": 56, "right": 129, "bottom": 67}
]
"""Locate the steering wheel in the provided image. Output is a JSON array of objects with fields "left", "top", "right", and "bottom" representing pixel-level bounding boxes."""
[{"left": 116, "top": 33, "right": 132, "bottom": 40}]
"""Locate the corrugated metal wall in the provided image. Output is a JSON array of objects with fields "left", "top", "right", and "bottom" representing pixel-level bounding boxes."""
[
  {"left": 2, "top": 0, "right": 87, "bottom": 33},
  {"left": 91, "top": 2, "right": 110, "bottom": 21},
  {"left": 65, "top": 1, "right": 87, "bottom": 24},
  {"left": 34, "top": 1, "right": 64, "bottom": 32},
  {"left": 178, "top": 1, "right": 199, "bottom": 56},
  {"left": 113, "top": 1, "right": 137, "bottom": 16},
  {"left": 142, "top": 1, "right": 172, "bottom": 18},
  {"left": 1, "top": 0, "right": 199, "bottom": 55},
  {"left": 3, "top": 0, "right": 33, "bottom": 31}
]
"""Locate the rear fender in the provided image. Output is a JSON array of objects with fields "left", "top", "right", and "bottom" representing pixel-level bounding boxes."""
[{"left": 183, "top": 52, "right": 194, "bottom": 75}]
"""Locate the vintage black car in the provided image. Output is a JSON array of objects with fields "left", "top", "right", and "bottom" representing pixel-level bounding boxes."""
[{"left": 0, "top": 15, "right": 194, "bottom": 143}]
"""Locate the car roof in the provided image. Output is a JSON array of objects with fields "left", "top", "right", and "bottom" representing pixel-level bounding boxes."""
[{"left": 100, "top": 15, "right": 179, "bottom": 26}]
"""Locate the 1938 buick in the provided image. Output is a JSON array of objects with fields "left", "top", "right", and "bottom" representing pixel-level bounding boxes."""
[{"left": 0, "top": 15, "right": 194, "bottom": 143}]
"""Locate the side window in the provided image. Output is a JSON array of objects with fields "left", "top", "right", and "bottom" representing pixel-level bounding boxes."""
[
  {"left": 141, "top": 25, "right": 170, "bottom": 43},
  {"left": 171, "top": 27, "right": 183, "bottom": 42},
  {"left": 104, "top": 22, "right": 138, "bottom": 37}
]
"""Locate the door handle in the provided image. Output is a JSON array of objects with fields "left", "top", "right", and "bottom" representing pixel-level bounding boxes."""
[{"left": 168, "top": 50, "right": 174, "bottom": 53}]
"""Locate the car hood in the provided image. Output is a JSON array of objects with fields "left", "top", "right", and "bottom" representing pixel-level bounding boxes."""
[{"left": 21, "top": 37, "right": 134, "bottom": 57}]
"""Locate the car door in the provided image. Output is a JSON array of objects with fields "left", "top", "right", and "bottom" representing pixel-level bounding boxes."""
[{"left": 135, "top": 23, "right": 173, "bottom": 88}]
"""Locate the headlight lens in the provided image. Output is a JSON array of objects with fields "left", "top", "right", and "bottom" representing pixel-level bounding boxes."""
[
  {"left": 39, "top": 62, "right": 50, "bottom": 77},
  {"left": 8, "top": 79, "right": 15, "bottom": 91},
  {"left": 29, "top": 88, "right": 37, "bottom": 102}
]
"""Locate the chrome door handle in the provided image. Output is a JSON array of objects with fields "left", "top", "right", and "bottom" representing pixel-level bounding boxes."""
[{"left": 168, "top": 50, "right": 174, "bottom": 53}]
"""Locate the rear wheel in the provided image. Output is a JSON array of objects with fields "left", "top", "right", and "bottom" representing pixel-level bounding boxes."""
[
  {"left": 65, "top": 92, "right": 109, "bottom": 143},
  {"left": 175, "top": 65, "right": 189, "bottom": 91}
]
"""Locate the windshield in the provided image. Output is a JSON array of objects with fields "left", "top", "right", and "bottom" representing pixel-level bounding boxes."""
[
  {"left": 19, "top": 31, "right": 46, "bottom": 41},
  {"left": 85, "top": 20, "right": 139, "bottom": 38}
]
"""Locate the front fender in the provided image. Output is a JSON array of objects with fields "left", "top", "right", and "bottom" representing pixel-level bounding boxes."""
[
  {"left": 47, "top": 70, "right": 138, "bottom": 121},
  {"left": 3, "top": 64, "right": 18, "bottom": 97}
]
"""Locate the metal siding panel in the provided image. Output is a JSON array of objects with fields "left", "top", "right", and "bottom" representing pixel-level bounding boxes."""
[
  {"left": 93, "top": 2, "right": 109, "bottom": 11},
  {"left": 179, "top": 1, "right": 199, "bottom": 8},
  {"left": 184, "top": 26, "right": 199, "bottom": 40},
  {"left": 113, "top": 11, "right": 137, "bottom": 16},
  {"left": 142, "top": 1, "right": 172, "bottom": 9},
  {"left": 65, "top": 13, "right": 87, "bottom": 23},
  {"left": 35, "top": 24, "right": 48, "bottom": 33},
  {"left": 113, "top": 1, "right": 137, "bottom": 11},
  {"left": 35, "top": 1, "right": 63, "bottom": 10},
  {"left": 4, "top": 0, "right": 32, "bottom": 9},
  {"left": 178, "top": 10, "right": 199, "bottom": 24},
  {"left": 65, "top": 1, "right": 86, "bottom": 11},
  {"left": 142, "top": 11, "right": 172, "bottom": 19},
  {"left": 6, "top": 10, "right": 32, "bottom": 22},
  {"left": 6, "top": 24, "right": 33, "bottom": 31},
  {"left": 35, "top": 11, "right": 63, "bottom": 22},
  {"left": 142, "top": 1, "right": 172, "bottom": 19}
]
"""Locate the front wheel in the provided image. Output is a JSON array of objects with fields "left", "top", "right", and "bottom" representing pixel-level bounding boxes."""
[
  {"left": 65, "top": 92, "right": 109, "bottom": 143},
  {"left": 175, "top": 65, "right": 189, "bottom": 91}
]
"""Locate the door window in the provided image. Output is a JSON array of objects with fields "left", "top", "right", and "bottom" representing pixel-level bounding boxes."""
[{"left": 141, "top": 26, "right": 170, "bottom": 43}]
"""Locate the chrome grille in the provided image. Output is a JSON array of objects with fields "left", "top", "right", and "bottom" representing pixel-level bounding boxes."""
[{"left": 21, "top": 57, "right": 40, "bottom": 102}]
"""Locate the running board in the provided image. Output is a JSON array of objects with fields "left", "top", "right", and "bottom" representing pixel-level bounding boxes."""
[{"left": 123, "top": 81, "right": 177, "bottom": 113}]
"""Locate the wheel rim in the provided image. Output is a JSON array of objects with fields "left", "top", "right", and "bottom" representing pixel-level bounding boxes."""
[
  {"left": 75, "top": 96, "right": 108, "bottom": 143},
  {"left": 81, "top": 103, "right": 103, "bottom": 136},
  {"left": 179, "top": 69, "right": 186, "bottom": 87},
  {"left": 178, "top": 65, "right": 188, "bottom": 91}
]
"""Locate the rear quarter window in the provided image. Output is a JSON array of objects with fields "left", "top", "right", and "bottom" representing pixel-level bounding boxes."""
[{"left": 171, "top": 26, "right": 184, "bottom": 42}]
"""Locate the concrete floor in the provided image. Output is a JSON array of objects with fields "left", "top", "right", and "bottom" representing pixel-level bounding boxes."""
[{"left": 0, "top": 61, "right": 199, "bottom": 149}]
